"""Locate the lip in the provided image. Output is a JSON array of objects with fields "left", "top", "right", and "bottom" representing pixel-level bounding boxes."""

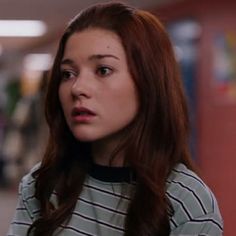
[{"left": 71, "top": 106, "right": 96, "bottom": 123}]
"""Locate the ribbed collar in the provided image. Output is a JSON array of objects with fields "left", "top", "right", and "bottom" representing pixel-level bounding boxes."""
[{"left": 88, "top": 162, "right": 133, "bottom": 183}]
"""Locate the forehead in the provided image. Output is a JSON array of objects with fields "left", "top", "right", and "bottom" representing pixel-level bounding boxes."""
[{"left": 63, "top": 28, "right": 126, "bottom": 59}]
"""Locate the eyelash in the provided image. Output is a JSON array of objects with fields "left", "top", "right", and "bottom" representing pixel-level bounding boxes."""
[
  {"left": 96, "top": 65, "right": 113, "bottom": 77},
  {"left": 60, "top": 69, "right": 77, "bottom": 81},
  {"left": 60, "top": 65, "right": 113, "bottom": 81}
]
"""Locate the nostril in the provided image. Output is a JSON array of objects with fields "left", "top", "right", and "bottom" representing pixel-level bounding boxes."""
[
  {"left": 71, "top": 89, "right": 89, "bottom": 100},
  {"left": 71, "top": 80, "right": 91, "bottom": 99}
]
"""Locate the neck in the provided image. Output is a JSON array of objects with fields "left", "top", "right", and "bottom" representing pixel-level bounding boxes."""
[{"left": 91, "top": 138, "right": 125, "bottom": 167}]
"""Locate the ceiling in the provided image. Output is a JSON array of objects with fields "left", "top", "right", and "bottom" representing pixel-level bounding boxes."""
[
  {"left": 0, "top": 0, "right": 185, "bottom": 77},
  {"left": 0, "top": 0, "right": 178, "bottom": 55}
]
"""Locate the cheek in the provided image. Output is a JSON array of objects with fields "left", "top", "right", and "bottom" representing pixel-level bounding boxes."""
[
  {"left": 108, "top": 86, "right": 138, "bottom": 118},
  {"left": 121, "top": 84, "right": 138, "bottom": 110}
]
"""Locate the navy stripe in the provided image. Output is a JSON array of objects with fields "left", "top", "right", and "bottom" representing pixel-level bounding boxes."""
[
  {"left": 12, "top": 221, "right": 31, "bottom": 226},
  {"left": 191, "top": 218, "right": 223, "bottom": 231},
  {"left": 27, "top": 179, "right": 36, "bottom": 185},
  {"left": 16, "top": 207, "right": 27, "bottom": 211},
  {"left": 73, "top": 211, "right": 124, "bottom": 232},
  {"left": 172, "top": 169, "right": 205, "bottom": 187},
  {"left": 168, "top": 180, "right": 208, "bottom": 215},
  {"left": 60, "top": 225, "right": 95, "bottom": 236},
  {"left": 166, "top": 192, "right": 192, "bottom": 220},
  {"left": 170, "top": 218, "right": 178, "bottom": 228},
  {"left": 84, "top": 183, "right": 131, "bottom": 200},
  {"left": 24, "top": 195, "right": 35, "bottom": 201},
  {"left": 21, "top": 180, "right": 35, "bottom": 189},
  {"left": 32, "top": 209, "right": 41, "bottom": 215},
  {"left": 79, "top": 197, "right": 127, "bottom": 215}
]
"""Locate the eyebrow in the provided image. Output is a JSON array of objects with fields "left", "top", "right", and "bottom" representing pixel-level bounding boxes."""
[
  {"left": 61, "top": 58, "right": 75, "bottom": 66},
  {"left": 88, "top": 54, "right": 120, "bottom": 61},
  {"left": 61, "top": 54, "right": 120, "bottom": 66}
]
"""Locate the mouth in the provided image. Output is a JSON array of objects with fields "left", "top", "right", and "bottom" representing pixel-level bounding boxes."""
[{"left": 71, "top": 107, "right": 96, "bottom": 121}]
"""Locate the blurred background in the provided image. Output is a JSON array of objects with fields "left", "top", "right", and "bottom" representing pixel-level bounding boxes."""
[{"left": 0, "top": 0, "right": 235, "bottom": 235}]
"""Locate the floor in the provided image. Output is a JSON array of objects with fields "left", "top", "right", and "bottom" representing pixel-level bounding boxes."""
[{"left": 0, "top": 188, "right": 18, "bottom": 235}]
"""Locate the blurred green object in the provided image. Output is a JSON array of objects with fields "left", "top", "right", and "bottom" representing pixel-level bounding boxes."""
[{"left": 5, "top": 79, "right": 21, "bottom": 118}]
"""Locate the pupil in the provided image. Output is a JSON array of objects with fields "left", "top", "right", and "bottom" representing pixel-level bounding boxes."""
[{"left": 101, "top": 68, "right": 107, "bottom": 74}]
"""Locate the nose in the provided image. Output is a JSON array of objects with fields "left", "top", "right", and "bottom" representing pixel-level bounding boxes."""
[{"left": 71, "top": 74, "right": 91, "bottom": 100}]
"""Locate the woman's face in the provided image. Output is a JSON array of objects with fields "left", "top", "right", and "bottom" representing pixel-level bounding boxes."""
[{"left": 59, "top": 28, "right": 138, "bottom": 145}]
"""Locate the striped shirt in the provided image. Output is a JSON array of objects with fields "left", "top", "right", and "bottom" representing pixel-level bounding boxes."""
[{"left": 7, "top": 163, "right": 223, "bottom": 236}]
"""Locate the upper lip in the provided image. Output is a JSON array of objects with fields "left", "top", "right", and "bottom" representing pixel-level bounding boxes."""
[{"left": 71, "top": 107, "right": 96, "bottom": 116}]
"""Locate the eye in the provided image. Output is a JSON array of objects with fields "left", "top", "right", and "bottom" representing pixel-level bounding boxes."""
[
  {"left": 60, "top": 69, "right": 77, "bottom": 81},
  {"left": 96, "top": 66, "right": 113, "bottom": 77}
]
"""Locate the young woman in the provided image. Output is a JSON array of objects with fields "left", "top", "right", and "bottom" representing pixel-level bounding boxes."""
[{"left": 8, "top": 2, "right": 223, "bottom": 236}]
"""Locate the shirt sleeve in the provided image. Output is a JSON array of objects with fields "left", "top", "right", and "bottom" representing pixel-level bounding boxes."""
[
  {"left": 170, "top": 211, "right": 223, "bottom": 236},
  {"left": 7, "top": 182, "right": 33, "bottom": 236},
  {"left": 7, "top": 164, "right": 41, "bottom": 236},
  {"left": 168, "top": 164, "right": 224, "bottom": 236}
]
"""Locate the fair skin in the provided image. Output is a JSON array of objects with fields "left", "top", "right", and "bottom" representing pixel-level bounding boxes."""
[{"left": 59, "top": 28, "right": 138, "bottom": 166}]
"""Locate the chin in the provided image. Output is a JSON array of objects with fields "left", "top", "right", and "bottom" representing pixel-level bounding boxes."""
[
  {"left": 72, "top": 132, "right": 98, "bottom": 142},
  {"left": 74, "top": 135, "right": 95, "bottom": 142}
]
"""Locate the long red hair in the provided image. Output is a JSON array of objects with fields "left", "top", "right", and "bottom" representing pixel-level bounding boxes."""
[{"left": 28, "top": 2, "right": 194, "bottom": 236}]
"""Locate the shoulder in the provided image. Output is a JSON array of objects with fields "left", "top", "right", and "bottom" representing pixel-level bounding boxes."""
[
  {"left": 19, "top": 163, "right": 41, "bottom": 219},
  {"left": 20, "top": 163, "right": 40, "bottom": 194},
  {"left": 167, "top": 163, "right": 223, "bottom": 234},
  {"left": 167, "top": 163, "right": 212, "bottom": 214}
]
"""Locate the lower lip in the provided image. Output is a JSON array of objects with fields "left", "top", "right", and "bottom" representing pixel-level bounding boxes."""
[{"left": 72, "top": 114, "right": 95, "bottom": 123}]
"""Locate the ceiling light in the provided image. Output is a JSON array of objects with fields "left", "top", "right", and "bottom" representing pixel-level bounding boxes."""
[
  {"left": 23, "top": 53, "right": 53, "bottom": 71},
  {"left": 0, "top": 20, "right": 46, "bottom": 37}
]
